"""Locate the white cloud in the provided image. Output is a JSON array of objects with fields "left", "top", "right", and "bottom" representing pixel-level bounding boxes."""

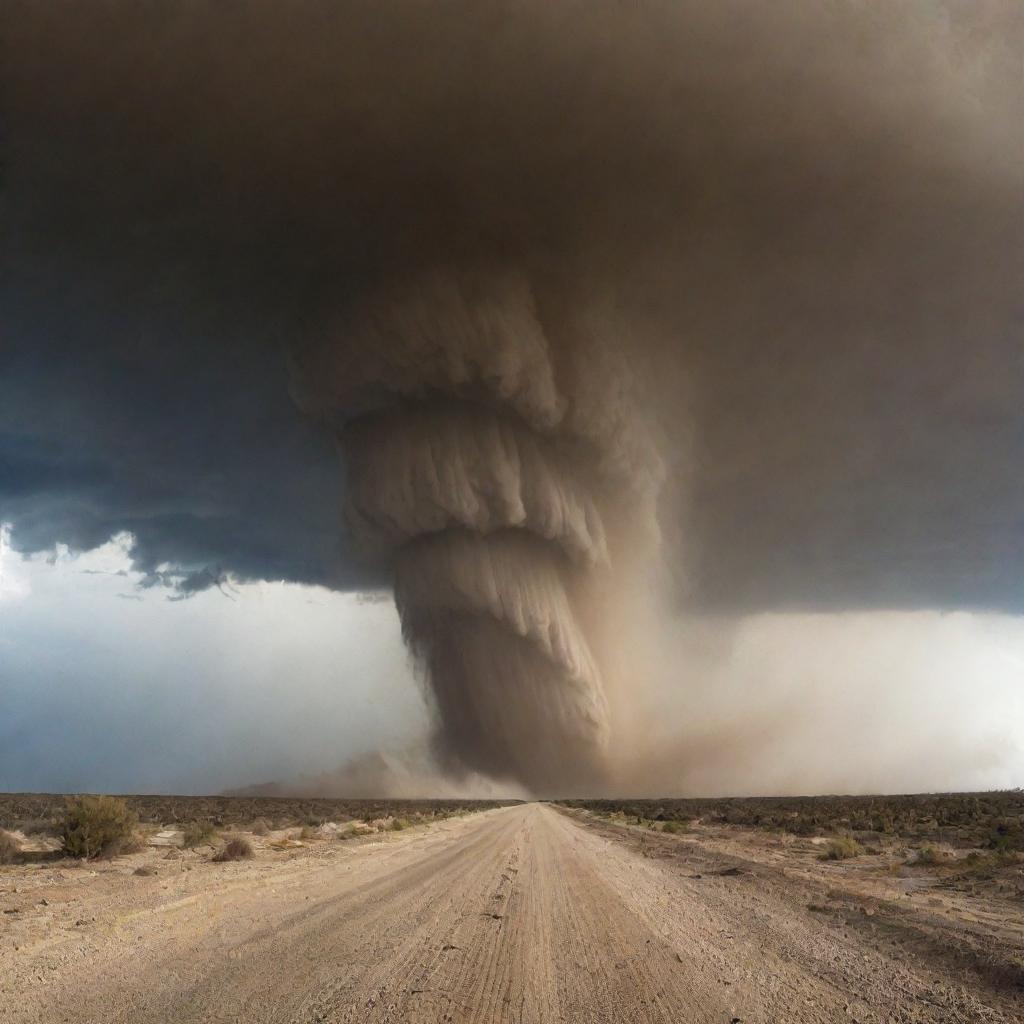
[
  {"left": 0, "top": 530, "right": 425, "bottom": 793},
  {"left": 0, "top": 524, "right": 32, "bottom": 606}
]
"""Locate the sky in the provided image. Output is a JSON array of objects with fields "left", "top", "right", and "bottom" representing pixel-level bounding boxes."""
[
  {"left": 2, "top": 2, "right": 1023, "bottom": 795},
  {"left": 637, "top": 609, "right": 1024, "bottom": 795},
  {"left": 0, "top": 529, "right": 423, "bottom": 794},
  {"left": 3, "top": 526, "right": 1022, "bottom": 795}
]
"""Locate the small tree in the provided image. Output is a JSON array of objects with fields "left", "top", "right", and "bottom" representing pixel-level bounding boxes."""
[{"left": 62, "top": 795, "right": 138, "bottom": 859}]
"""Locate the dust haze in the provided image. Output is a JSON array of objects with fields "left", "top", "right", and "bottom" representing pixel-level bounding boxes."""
[
  {"left": 288, "top": 270, "right": 663, "bottom": 789},
  {"left": 5, "top": 2, "right": 1023, "bottom": 794}
]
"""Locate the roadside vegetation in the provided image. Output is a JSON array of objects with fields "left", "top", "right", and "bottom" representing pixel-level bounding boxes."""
[
  {"left": 0, "top": 794, "right": 517, "bottom": 837},
  {"left": 0, "top": 795, "right": 504, "bottom": 874},
  {"left": 61, "top": 795, "right": 139, "bottom": 859},
  {"left": 558, "top": 791, "right": 1024, "bottom": 851},
  {"left": 560, "top": 793, "right": 1024, "bottom": 903}
]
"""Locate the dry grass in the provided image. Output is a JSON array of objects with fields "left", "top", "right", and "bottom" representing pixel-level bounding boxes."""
[
  {"left": 957, "top": 849, "right": 1023, "bottom": 879},
  {"left": 182, "top": 821, "right": 219, "bottom": 848},
  {"left": 661, "top": 820, "right": 689, "bottom": 835},
  {"left": 821, "top": 837, "right": 866, "bottom": 861}
]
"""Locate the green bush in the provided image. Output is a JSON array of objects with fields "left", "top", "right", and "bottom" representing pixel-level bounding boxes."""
[
  {"left": 62, "top": 795, "right": 138, "bottom": 859},
  {"left": 662, "top": 820, "right": 688, "bottom": 835},
  {"left": 821, "top": 836, "right": 865, "bottom": 861},
  {"left": 212, "top": 836, "right": 255, "bottom": 862},
  {"left": 390, "top": 817, "right": 410, "bottom": 831}
]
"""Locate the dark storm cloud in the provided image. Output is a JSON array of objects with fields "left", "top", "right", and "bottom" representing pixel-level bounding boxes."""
[
  {"left": 1, "top": 296, "right": 352, "bottom": 591},
  {"left": 3, "top": 1, "right": 1022, "bottom": 609}
]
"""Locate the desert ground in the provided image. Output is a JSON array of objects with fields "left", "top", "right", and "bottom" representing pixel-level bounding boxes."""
[{"left": 2, "top": 798, "right": 1023, "bottom": 1023}]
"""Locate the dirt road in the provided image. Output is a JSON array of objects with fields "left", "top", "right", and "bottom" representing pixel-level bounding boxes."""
[{"left": 2, "top": 803, "right": 1021, "bottom": 1022}]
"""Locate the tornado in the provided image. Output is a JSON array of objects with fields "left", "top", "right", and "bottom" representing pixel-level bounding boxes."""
[{"left": 290, "top": 270, "right": 662, "bottom": 791}]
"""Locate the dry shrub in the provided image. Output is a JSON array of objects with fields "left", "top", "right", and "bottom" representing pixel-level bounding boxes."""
[
  {"left": 116, "top": 834, "right": 147, "bottom": 855},
  {"left": 182, "top": 821, "right": 218, "bottom": 848},
  {"left": 62, "top": 796, "right": 138, "bottom": 860},
  {"left": 0, "top": 829, "right": 22, "bottom": 865},
  {"left": 250, "top": 818, "right": 270, "bottom": 836},
  {"left": 16, "top": 819, "right": 57, "bottom": 837},
  {"left": 821, "top": 836, "right": 865, "bottom": 861},
  {"left": 960, "top": 849, "right": 1022, "bottom": 878},
  {"left": 212, "top": 836, "right": 255, "bottom": 862}
]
